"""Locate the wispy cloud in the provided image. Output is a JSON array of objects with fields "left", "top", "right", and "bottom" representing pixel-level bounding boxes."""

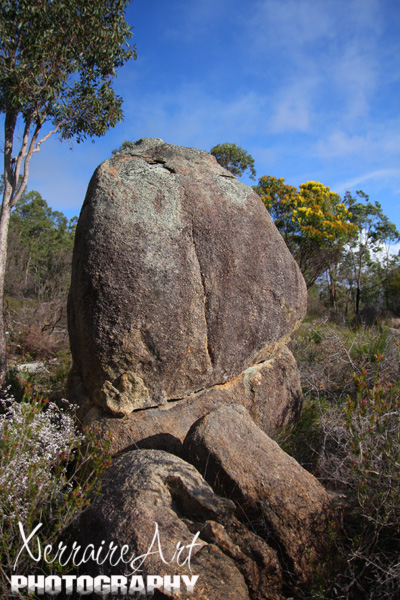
[
  {"left": 333, "top": 44, "right": 378, "bottom": 120},
  {"left": 316, "top": 130, "right": 370, "bottom": 158},
  {"left": 249, "top": 0, "right": 335, "bottom": 54},
  {"left": 316, "top": 118, "right": 400, "bottom": 160},
  {"left": 120, "top": 85, "right": 273, "bottom": 149},
  {"left": 162, "top": 0, "right": 231, "bottom": 42},
  {"left": 268, "top": 78, "right": 317, "bottom": 133},
  {"left": 245, "top": 0, "right": 384, "bottom": 128},
  {"left": 335, "top": 169, "right": 400, "bottom": 194}
]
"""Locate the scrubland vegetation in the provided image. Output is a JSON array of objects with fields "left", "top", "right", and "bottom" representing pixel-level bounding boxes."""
[
  {"left": 6, "top": 190, "right": 75, "bottom": 358},
  {"left": 257, "top": 171, "right": 400, "bottom": 600},
  {"left": 285, "top": 320, "right": 400, "bottom": 599},
  {"left": 1, "top": 182, "right": 400, "bottom": 599}
]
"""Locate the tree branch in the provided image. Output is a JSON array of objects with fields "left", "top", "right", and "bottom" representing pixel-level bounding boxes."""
[
  {"left": 12, "top": 116, "right": 32, "bottom": 178},
  {"left": 10, "top": 121, "right": 42, "bottom": 209},
  {"left": 31, "top": 121, "right": 66, "bottom": 155}
]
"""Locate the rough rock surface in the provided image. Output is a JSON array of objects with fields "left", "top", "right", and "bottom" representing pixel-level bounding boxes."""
[
  {"left": 86, "top": 345, "right": 302, "bottom": 456},
  {"left": 183, "top": 406, "right": 337, "bottom": 585},
  {"left": 79, "top": 449, "right": 283, "bottom": 600},
  {"left": 68, "top": 138, "right": 306, "bottom": 421}
]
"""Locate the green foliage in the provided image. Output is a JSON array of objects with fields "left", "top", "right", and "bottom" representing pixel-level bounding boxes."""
[
  {"left": 344, "top": 361, "right": 400, "bottom": 527},
  {"left": 4, "top": 188, "right": 75, "bottom": 364},
  {"left": 0, "top": 0, "right": 136, "bottom": 142},
  {"left": 4, "top": 368, "right": 25, "bottom": 402},
  {"left": 7, "top": 189, "right": 75, "bottom": 300},
  {"left": 210, "top": 143, "right": 256, "bottom": 180},
  {"left": 386, "top": 266, "right": 400, "bottom": 312},
  {"left": 277, "top": 398, "right": 328, "bottom": 473},
  {"left": 256, "top": 176, "right": 400, "bottom": 317},
  {"left": 319, "top": 361, "right": 400, "bottom": 598},
  {"left": 112, "top": 139, "right": 135, "bottom": 155},
  {"left": 0, "top": 385, "right": 111, "bottom": 598},
  {"left": 290, "top": 320, "right": 397, "bottom": 404},
  {"left": 50, "top": 348, "right": 73, "bottom": 390}
]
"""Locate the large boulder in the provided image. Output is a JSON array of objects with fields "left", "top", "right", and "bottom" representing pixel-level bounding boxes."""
[
  {"left": 68, "top": 138, "right": 306, "bottom": 423},
  {"left": 183, "top": 406, "right": 338, "bottom": 586},
  {"left": 79, "top": 449, "right": 283, "bottom": 600}
]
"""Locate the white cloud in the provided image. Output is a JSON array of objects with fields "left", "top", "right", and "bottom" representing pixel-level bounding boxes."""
[
  {"left": 373, "top": 241, "right": 400, "bottom": 264},
  {"left": 333, "top": 44, "right": 378, "bottom": 120},
  {"left": 120, "top": 85, "right": 273, "bottom": 149},
  {"left": 249, "top": 0, "right": 335, "bottom": 53},
  {"left": 269, "top": 91, "right": 312, "bottom": 133},
  {"left": 316, "top": 115, "right": 400, "bottom": 161},
  {"left": 245, "top": 0, "right": 384, "bottom": 127},
  {"left": 316, "top": 130, "right": 369, "bottom": 157},
  {"left": 162, "top": 0, "right": 230, "bottom": 43},
  {"left": 335, "top": 169, "right": 400, "bottom": 194},
  {"left": 388, "top": 242, "right": 400, "bottom": 257}
]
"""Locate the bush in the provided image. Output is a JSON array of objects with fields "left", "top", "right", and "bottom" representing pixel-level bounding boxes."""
[
  {"left": 290, "top": 320, "right": 398, "bottom": 405},
  {"left": 0, "top": 386, "right": 111, "bottom": 599},
  {"left": 286, "top": 321, "right": 400, "bottom": 599},
  {"left": 317, "top": 358, "right": 400, "bottom": 599}
]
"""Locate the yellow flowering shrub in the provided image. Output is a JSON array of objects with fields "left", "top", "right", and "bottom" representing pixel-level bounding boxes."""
[{"left": 255, "top": 176, "right": 357, "bottom": 287}]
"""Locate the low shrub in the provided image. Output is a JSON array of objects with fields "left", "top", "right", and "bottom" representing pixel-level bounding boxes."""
[
  {"left": 290, "top": 320, "right": 398, "bottom": 404},
  {"left": 286, "top": 322, "right": 400, "bottom": 599},
  {"left": 317, "top": 358, "right": 400, "bottom": 599}
]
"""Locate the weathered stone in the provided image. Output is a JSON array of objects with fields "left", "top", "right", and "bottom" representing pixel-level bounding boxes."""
[
  {"left": 68, "top": 138, "right": 306, "bottom": 419},
  {"left": 198, "top": 519, "right": 283, "bottom": 600},
  {"left": 183, "top": 406, "right": 337, "bottom": 586},
  {"left": 79, "top": 449, "right": 282, "bottom": 600},
  {"left": 80, "top": 346, "right": 302, "bottom": 456}
]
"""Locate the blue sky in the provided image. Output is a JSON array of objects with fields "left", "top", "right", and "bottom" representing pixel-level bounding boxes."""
[{"left": 16, "top": 0, "right": 400, "bottom": 231}]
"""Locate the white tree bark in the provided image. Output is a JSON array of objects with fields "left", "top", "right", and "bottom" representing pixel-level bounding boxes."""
[{"left": 0, "top": 111, "right": 43, "bottom": 379}]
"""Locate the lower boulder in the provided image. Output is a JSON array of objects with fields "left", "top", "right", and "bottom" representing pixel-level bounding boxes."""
[
  {"left": 80, "top": 345, "right": 301, "bottom": 456},
  {"left": 183, "top": 405, "right": 338, "bottom": 588},
  {"left": 79, "top": 448, "right": 283, "bottom": 600}
]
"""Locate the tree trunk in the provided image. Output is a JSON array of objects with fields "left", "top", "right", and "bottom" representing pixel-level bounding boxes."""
[
  {"left": 328, "top": 266, "right": 337, "bottom": 312},
  {"left": 355, "top": 279, "right": 361, "bottom": 316},
  {"left": 0, "top": 110, "right": 18, "bottom": 381},
  {"left": 0, "top": 195, "right": 11, "bottom": 380}
]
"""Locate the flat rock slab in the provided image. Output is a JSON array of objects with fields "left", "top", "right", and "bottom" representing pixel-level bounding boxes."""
[
  {"left": 79, "top": 449, "right": 282, "bottom": 600},
  {"left": 183, "top": 406, "right": 337, "bottom": 586},
  {"left": 68, "top": 138, "right": 306, "bottom": 418}
]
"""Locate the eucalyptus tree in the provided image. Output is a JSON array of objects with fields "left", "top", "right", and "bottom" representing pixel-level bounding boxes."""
[
  {"left": 0, "top": 0, "right": 136, "bottom": 378},
  {"left": 343, "top": 191, "right": 399, "bottom": 315}
]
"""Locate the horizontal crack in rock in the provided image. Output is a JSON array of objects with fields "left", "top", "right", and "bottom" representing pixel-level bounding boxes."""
[{"left": 125, "top": 352, "right": 281, "bottom": 414}]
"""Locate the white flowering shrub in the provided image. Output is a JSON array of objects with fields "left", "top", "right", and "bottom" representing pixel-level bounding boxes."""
[{"left": 0, "top": 385, "right": 110, "bottom": 598}]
